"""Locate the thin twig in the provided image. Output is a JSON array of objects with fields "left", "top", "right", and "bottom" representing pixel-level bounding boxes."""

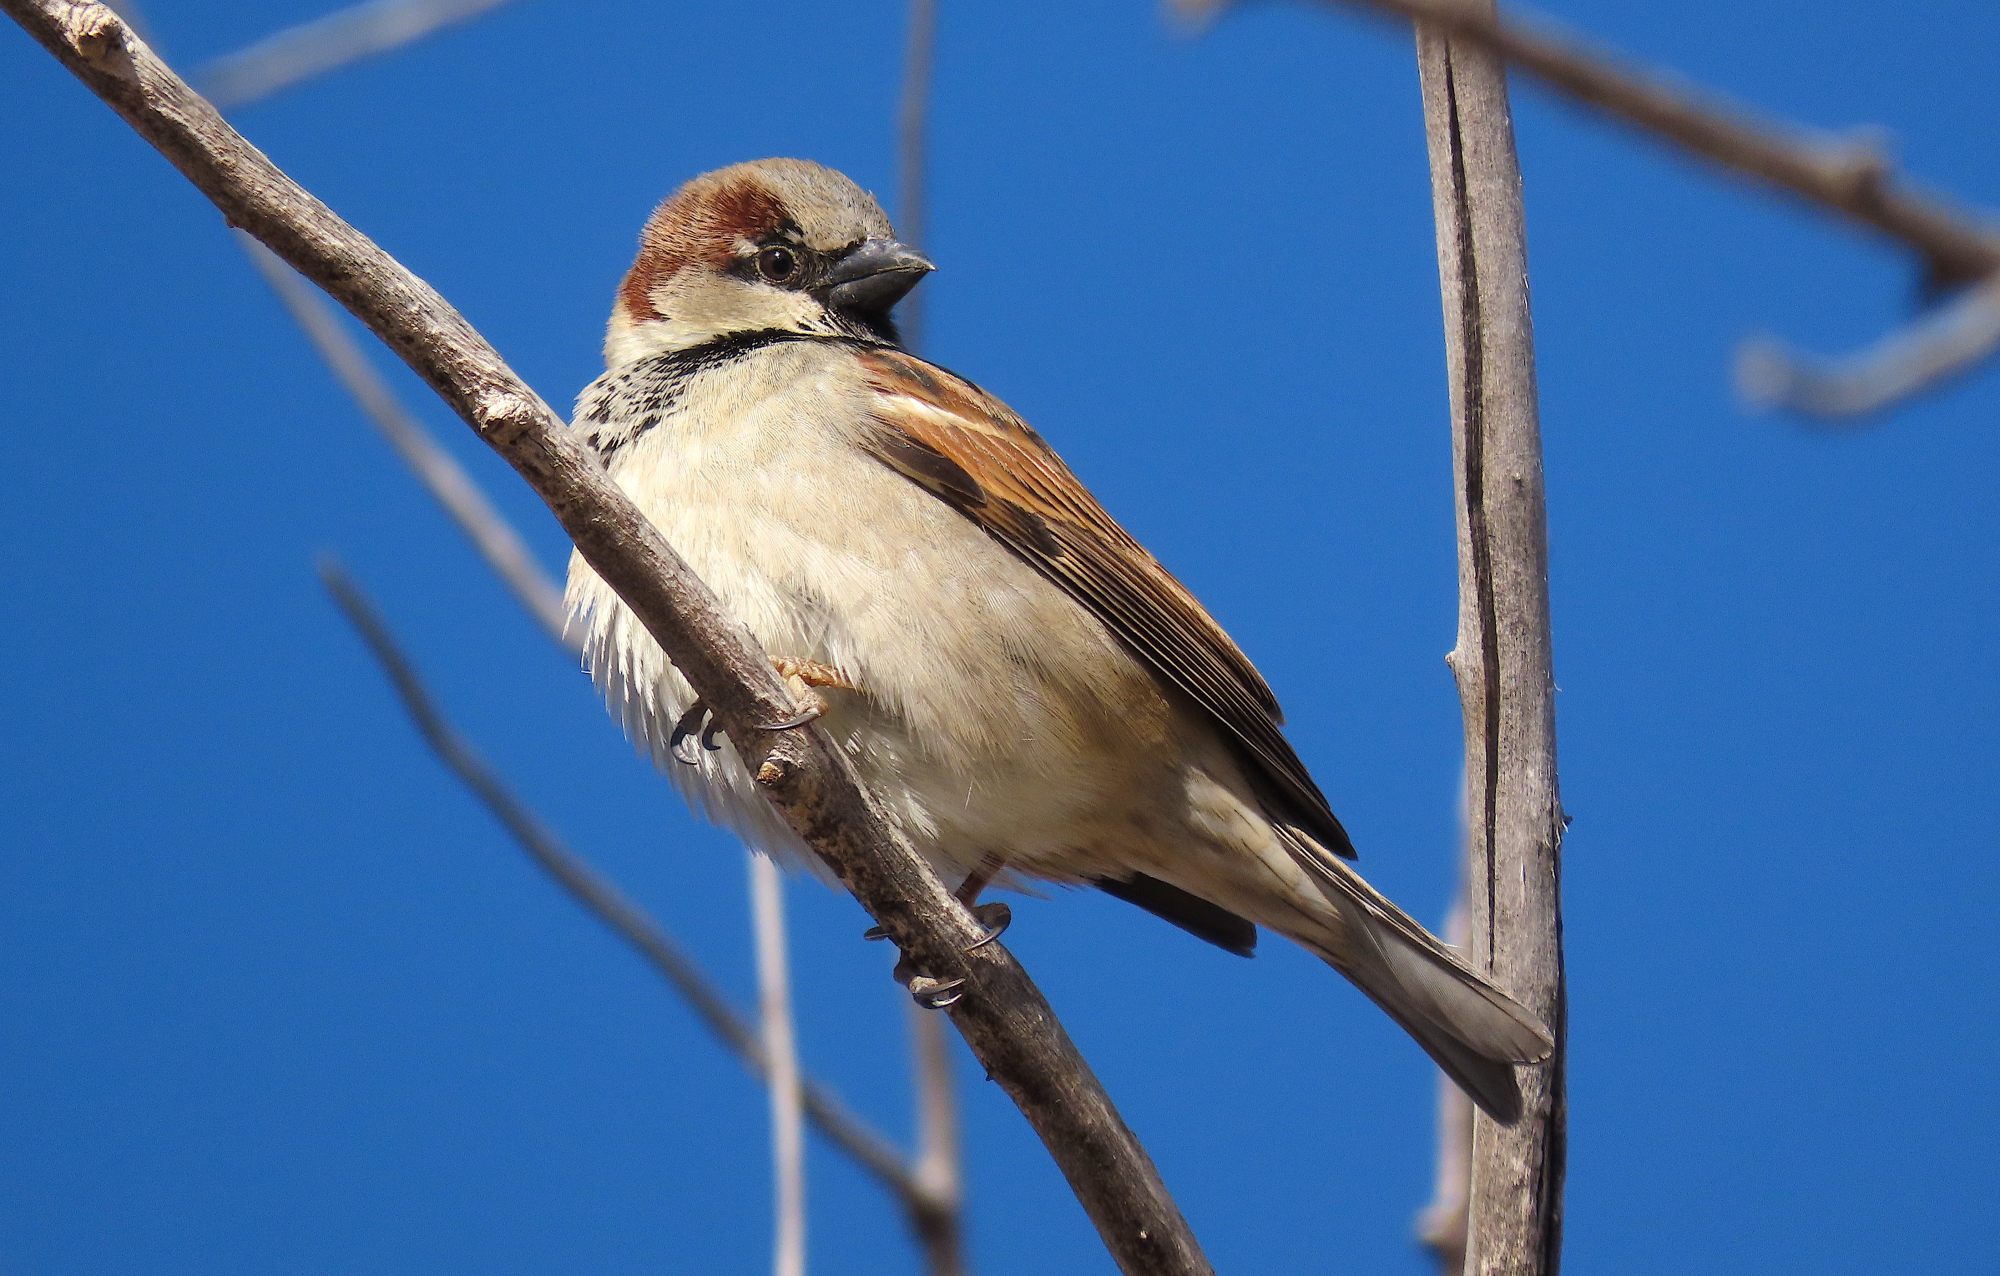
[
  {"left": 192, "top": 0, "right": 517, "bottom": 110},
  {"left": 244, "top": 234, "right": 573, "bottom": 647},
  {"left": 1415, "top": 897, "right": 1472, "bottom": 1275},
  {"left": 749, "top": 851, "right": 808, "bottom": 1276},
  {"left": 317, "top": 559, "right": 924, "bottom": 1207},
  {"left": 1738, "top": 271, "right": 2000, "bottom": 419},
  {"left": 896, "top": 0, "right": 939, "bottom": 353},
  {"left": 1413, "top": 3, "right": 1567, "bottom": 1271},
  {"left": 907, "top": 1004, "right": 966, "bottom": 1276},
  {"left": 894, "top": 6, "right": 968, "bottom": 1274},
  {"left": 1183, "top": 0, "right": 2000, "bottom": 414},
  {"left": 9, "top": 8, "right": 1212, "bottom": 1270}
]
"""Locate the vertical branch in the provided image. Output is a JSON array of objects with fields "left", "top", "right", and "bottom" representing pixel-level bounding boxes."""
[
  {"left": 895, "top": 7, "right": 967, "bottom": 1273},
  {"left": 1414, "top": 7, "right": 1567, "bottom": 1274},
  {"left": 907, "top": 1004, "right": 966, "bottom": 1276},
  {"left": 896, "top": 0, "right": 939, "bottom": 352},
  {"left": 750, "top": 851, "right": 807, "bottom": 1276}
]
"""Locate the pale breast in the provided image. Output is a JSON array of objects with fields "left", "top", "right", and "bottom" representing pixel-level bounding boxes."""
[{"left": 565, "top": 341, "right": 1183, "bottom": 882}]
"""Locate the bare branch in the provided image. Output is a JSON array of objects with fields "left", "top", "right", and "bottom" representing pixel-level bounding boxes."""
[
  {"left": 8, "top": 7, "right": 1211, "bottom": 1270},
  {"left": 896, "top": 0, "right": 940, "bottom": 353},
  {"left": 317, "top": 559, "right": 924, "bottom": 1207},
  {"left": 1737, "top": 272, "right": 2000, "bottom": 419},
  {"left": 908, "top": 1004, "right": 967, "bottom": 1276},
  {"left": 1183, "top": 0, "right": 2000, "bottom": 413},
  {"left": 748, "top": 851, "right": 808, "bottom": 1276},
  {"left": 192, "top": 0, "right": 516, "bottom": 110},
  {"left": 243, "top": 234, "right": 573, "bottom": 647},
  {"left": 1413, "top": 4, "right": 1566, "bottom": 1272}
]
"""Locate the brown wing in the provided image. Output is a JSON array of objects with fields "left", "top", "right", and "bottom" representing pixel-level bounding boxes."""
[{"left": 856, "top": 347, "right": 1356, "bottom": 858}]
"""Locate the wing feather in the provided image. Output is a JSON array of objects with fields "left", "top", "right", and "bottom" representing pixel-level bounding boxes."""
[{"left": 856, "top": 347, "right": 1356, "bottom": 857}]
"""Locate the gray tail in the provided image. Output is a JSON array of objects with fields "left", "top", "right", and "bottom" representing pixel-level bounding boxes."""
[{"left": 1284, "top": 833, "right": 1553, "bottom": 1123}]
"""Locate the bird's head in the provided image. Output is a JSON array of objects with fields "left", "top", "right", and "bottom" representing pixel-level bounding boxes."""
[{"left": 605, "top": 158, "right": 933, "bottom": 366}]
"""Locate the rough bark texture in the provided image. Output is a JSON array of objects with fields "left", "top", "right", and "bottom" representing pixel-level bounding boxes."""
[
  {"left": 1414, "top": 13, "right": 1568, "bottom": 1276},
  {"left": 4, "top": 4, "right": 1211, "bottom": 1272}
]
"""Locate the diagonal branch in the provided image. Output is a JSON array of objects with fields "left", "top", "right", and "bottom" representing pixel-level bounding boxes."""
[
  {"left": 319, "top": 559, "right": 923, "bottom": 1207},
  {"left": 1737, "top": 271, "right": 2000, "bottom": 419},
  {"left": 192, "top": 0, "right": 517, "bottom": 110},
  {"left": 1182, "top": 0, "right": 2000, "bottom": 416},
  {"left": 246, "top": 234, "right": 573, "bottom": 647},
  {"left": 7, "top": 6, "right": 1211, "bottom": 1272}
]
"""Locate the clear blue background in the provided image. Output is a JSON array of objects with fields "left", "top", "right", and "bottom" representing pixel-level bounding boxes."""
[{"left": 3, "top": 0, "right": 1995, "bottom": 1272}]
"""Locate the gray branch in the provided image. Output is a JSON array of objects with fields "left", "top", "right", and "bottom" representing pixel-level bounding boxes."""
[
  {"left": 192, "top": 0, "right": 517, "bottom": 110},
  {"left": 895, "top": 0, "right": 940, "bottom": 354},
  {"left": 1737, "top": 271, "right": 2000, "bottom": 419},
  {"left": 5, "top": 6, "right": 1210, "bottom": 1272},
  {"left": 319, "top": 559, "right": 924, "bottom": 1208},
  {"left": 243, "top": 234, "right": 574, "bottom": 648},
  {"left": 1414, "top": 6, "right": 1567, "bottom": 1273},
  {"left": 1185, "top": 0, "right": 2000, "bottom": 416}
]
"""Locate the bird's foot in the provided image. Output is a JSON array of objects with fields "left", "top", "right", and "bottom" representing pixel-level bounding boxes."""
[
  {"left": 773, "top": 657, "right": 859, "bottom": 692},
  {"left": 669, "top": 659, "right": 854, "bottom": 763}
]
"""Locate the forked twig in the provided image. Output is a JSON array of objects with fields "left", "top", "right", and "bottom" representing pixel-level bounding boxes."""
[{"left": 1182, "top": 0, "right": 2000, "bottom": 416}]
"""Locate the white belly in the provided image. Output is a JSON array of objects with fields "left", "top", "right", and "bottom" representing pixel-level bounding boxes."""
[{"left": 565, "top": 346, "right": 1183, "bottom": 887}]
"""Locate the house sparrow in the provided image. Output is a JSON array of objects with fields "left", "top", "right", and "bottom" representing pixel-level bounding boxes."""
[{"left": 565, "top": 158, "right": 1552, "bottom": 1120}]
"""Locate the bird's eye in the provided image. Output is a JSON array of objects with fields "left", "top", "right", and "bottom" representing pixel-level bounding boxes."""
[{"left": 756, "top": 245, "right": 799, "bottom": 283}]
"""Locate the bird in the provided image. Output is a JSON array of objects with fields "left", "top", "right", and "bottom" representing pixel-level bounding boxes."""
[{"left": 564, "top": 158, "right": 1553, "bottom": 1121}]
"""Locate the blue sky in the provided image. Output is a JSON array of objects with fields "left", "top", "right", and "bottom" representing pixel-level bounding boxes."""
[{"left": 2, "top": 1, "right": 1996, "bottom": 1272}]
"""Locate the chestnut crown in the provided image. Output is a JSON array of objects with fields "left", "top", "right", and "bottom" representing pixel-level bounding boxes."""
[{"left": 606, "top": 158, "right": 932, "bottom": 366}]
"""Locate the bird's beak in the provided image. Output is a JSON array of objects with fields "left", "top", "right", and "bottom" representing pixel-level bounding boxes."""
[{"left": 821, "top": 238, "right": 934, "bottom": 316}]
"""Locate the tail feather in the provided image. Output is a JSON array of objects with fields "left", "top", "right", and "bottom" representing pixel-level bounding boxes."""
[{"left": 1281, "top": 829, "right": 1554, "bottom": 1123}]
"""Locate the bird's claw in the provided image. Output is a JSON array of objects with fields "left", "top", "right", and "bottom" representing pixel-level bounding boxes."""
[
  {"left": 671, "top": 693, "right": 823, "bottom": 765},
  {"left": 757, "top": 699, "right": 825, "bottom": 732},
  {"left": 670, "top": 699, "right": 713, "bottom": 766},
  {"left": 964, "top": 901, "right": 1012, "bottom": 951},
  {"left": 862, "top": 924, "right": 890, "bottom": 942},
  {"left": 892, "top": 953, "right": 966, "bottom": 1009},
  {"left": 906, "top": 975, "right": 966, "bottom": 1010}
]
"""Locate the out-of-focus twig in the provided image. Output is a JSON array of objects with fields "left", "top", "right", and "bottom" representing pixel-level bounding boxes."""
[
  {"left": 894, "top": 5, "right": 967, "bottom": 1275},
  {"left": 193, "top": 0, "right": 517, "bottom": 110},
  {"left": 749, "top": 851, "right": 807, "bottom": 1276},
  {"left": 1415, "top": 897, "right": 1473, "bottom": 1275},
  {"left": 896, "top": 0, "right": 939, "bottom": 353},
  {"left": 1181, "top": 0, "right": 2000, "bottom": 416},
  {"left": 908, "top": 1004, "right": 966, "bottom": 1276},
  {"left": 248, "top": 235, "right": 573, "bottom": 648},
  {"left": 1738, "top": 272, "right": 2000, "bottom": 419},
  {"left": 317, "top": 559, "right": 928, "bottom": 1215}
]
